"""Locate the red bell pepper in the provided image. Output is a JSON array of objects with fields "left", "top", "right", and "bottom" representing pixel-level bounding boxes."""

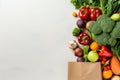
[
  {"left": 99, "top": 46, "right": 113, "bottom": 58},
  {"left": 78, "top": 32, "right": 90, "bottom": 45},
  {"left": 78, "top": 7, "right": 90, "bottom": 20},
  {"left": 89, "top": 8, "right": 101, "bottom": 20}
]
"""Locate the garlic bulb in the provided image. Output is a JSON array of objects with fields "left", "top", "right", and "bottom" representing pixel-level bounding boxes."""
[{"left": 69, "top": 40, "right": 78, "bottom": 49}]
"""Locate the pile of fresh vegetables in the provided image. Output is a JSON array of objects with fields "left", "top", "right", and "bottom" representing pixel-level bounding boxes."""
[
  {"left": 69, "top": 0, "right": 120, "bottom": 80},
  {"left": 71, "top": 0, "right": 120, "bottom": 16}
]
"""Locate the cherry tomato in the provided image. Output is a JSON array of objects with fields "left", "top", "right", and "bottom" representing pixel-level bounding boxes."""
[
  {"left": 107, "top": 66, "right": 110, "bottom": 70},
  {"left": 102, "top": 57, "right": 107, "bottom": 62},
  {"left": 104, "top": 67, "right": 108, "bottom": 71},
  {"left": 101, "top": 61, "right": 105, "bottom": 64}
]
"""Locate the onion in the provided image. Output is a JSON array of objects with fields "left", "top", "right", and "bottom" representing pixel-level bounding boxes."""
[
  {"left": 74, "top": 47, "right": 83, "bottom": 57},
  {"left": 77, "top": 57, "right": 83, "bottom": 62},
  {"left": 76, "top": 19, "right": 85, "bottom": 28},
  {"left": 86, "top": 21, "right": 94, "bottom": 30}
]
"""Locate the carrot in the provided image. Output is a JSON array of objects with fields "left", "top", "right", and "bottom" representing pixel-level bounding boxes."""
[{"left": 110, "top": 56, "right": 120, "bottom": 75}]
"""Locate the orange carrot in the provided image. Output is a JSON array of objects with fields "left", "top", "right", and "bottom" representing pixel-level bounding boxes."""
[{"left": 110, "top": 56, "right": 120, "bottom": 75}]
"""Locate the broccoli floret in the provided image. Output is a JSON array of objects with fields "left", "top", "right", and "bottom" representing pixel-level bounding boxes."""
[
  {"left": 108, "top": 37, "right": 117, "bottom": 46},
  {"left": 88, "top": 15, "right": 119, "bottom": 46},
  {"left": 111, "top": 21, "right": 120, "bottom": 39},
  {"left": 88, "top": 21, "right": 95, "bottom": 31},
  {"left": 88, "top": 21, "right": 102, "bottom": 35},
  {"left": 100, "top": 19, "right": 115, "bottom": 33},
  {"left": 95, "top": 33, "right": 110, "bottom": 45},
  {"left": 97, "top": 15, "right": 115, "bottom": 33},
  {"left": 97, "top": 15, "right": 111, "bottom": 24}
]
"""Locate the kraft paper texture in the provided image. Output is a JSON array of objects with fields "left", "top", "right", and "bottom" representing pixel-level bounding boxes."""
[{"left": 68, "top": 62, "right": 102, "bottom": 80}]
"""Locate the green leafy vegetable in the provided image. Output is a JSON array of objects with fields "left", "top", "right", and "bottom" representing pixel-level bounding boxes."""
[
  {"left": 72, "top": 27, "right": 81, "bottom": 36},
  {"left": 95, "top": 33, "right": 110, "bottom": 45},
  {"left": 89, "top": 22, "right": 102, "bottom": 35},
  {"left": 70, "top": 0, "right": 100, "bottom": 9},
  {"left": 111, "top": 21, "right": 120, "bottom": 39},
  {"left": 111, "top": 41, "right": 120, "bottom": 61},
  {"left": 88, "top": 15, "right": 119, "bottom": 47},
  {"left": 100, "top": 0, "right": 107, "bottom": 14},
  {"left": 70, "top": 0, "right": 120, "bottom": 16},
  {"left": 82, "top": 45, "right": 89, "bottom": 62},
  {"left": 70, "top": 0, "right": 85, "bottom": 9},
  {"left": 108, "top": 37, "right": 117, "bottom": 46},
  {"left": 100, "top": 19, "right": 115, "bottom": 33},
  {"left": 97, "top": 15, "right": 111, "bottom": 23},
  {"left": 112, "top": 1, "right": 120, "bottom": 14},
  {"left": 106, "top": 0, "right": 113, "bottom": 16}
]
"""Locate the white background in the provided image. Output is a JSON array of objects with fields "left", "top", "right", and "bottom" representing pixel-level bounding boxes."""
[{"left": 0, "top": 0, "right": 77, "bottom": 80}]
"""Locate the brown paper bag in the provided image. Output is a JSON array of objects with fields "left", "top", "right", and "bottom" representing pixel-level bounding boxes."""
[{"left": 68, "top": 62, "right": 102, "bottom": 80}]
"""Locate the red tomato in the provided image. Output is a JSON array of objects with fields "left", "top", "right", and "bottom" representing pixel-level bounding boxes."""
[
  {"left": 104, "top": 67, "right": 108, "bottom": 71},
  {"left": 89, "top": 8, "right": 102, "bottom": 20}
]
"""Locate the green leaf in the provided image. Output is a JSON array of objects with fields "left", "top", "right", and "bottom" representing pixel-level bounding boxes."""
[
  {"left": 111, "top": 41, "right": 120, "bottom": 61},
  {"left": 102, "top": 60, "right": 110, "bottom": 69},
  {"left": 100, "top": 0, "right": 107, "bottom": 14},
  {"left": 82, "top": 45, "right": 89, "bottom": 62}
]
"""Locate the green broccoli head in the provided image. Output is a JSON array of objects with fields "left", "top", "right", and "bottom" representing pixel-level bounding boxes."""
[
  {"left": 88, "top": 21, "right": 102, "bottom": 35},
  {"left": 100, "top": 19, "right": 115, "bottom": 33},
  {"left": 108, "top": 37, "right": 117, "bottom": 46},
  {"left": 97, "top": 15, "right": 115, "bottom": 33},
  {"left": 110, "top": 21, "right": 120, "bottom": 39},
  {"left": 95, "top": 33, "right": 110, "bottom": 45},
  {"left": 97, "top": 15, "right": 111, "bottom": 24}
]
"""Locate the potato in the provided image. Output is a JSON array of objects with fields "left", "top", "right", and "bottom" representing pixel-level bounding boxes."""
[{"left": 111, "top": 76, "right": 120, "bottom": 80}]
